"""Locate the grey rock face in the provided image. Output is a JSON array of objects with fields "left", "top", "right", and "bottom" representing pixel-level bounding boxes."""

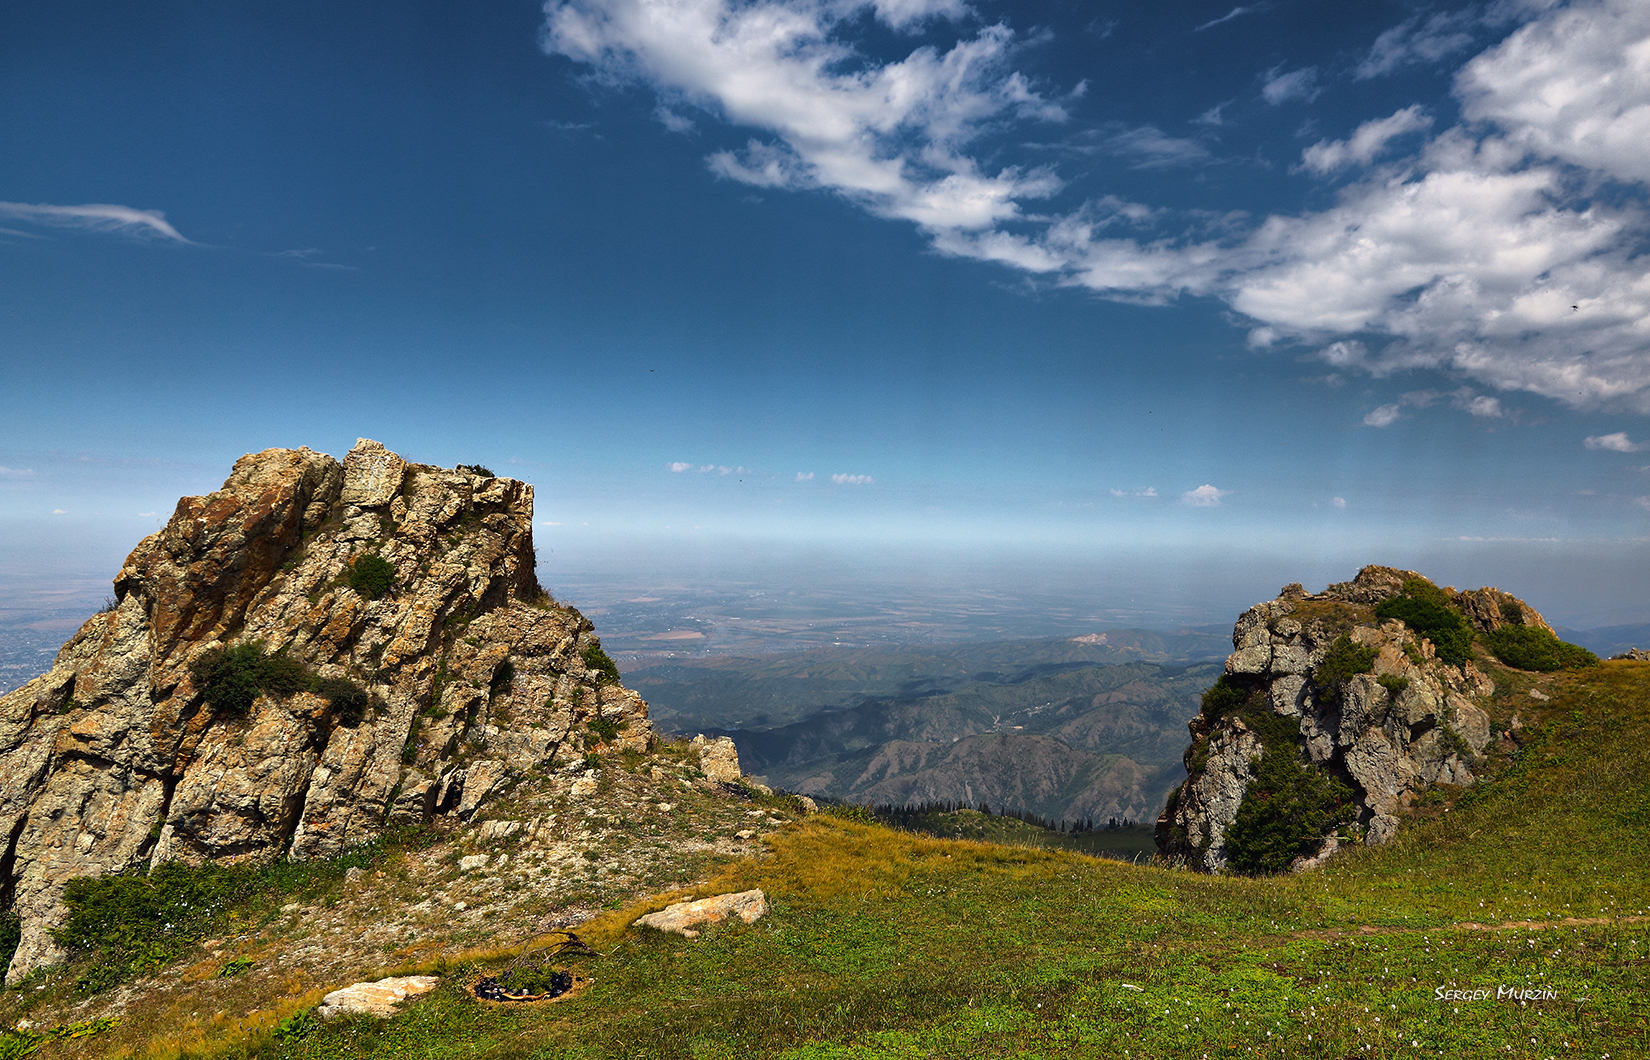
[
  {"left": 1156, "top": 565, "right": 1515, "bottom": 873},
  {"left": 0, "top": 440, "right": 652, "bottom": 983}
]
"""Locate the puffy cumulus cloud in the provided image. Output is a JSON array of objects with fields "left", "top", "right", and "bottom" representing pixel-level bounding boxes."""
[
  {"left": 1363, "top": 403, "right": 1403, "bottom": 428},
  {"left": 668, "top": 461, "right": 694, "bottom": 472},
  {"left": 546, "top": 0, "right": 1650, "bottom": 411},
  {"left": 1181, "top": 484, "right": 1230, "bottom": 507},
  {"left": 1585, "top": 431, "right": 1649, "bottom": 452},
  {"left": 542, "top": 0, "right": 1067, "bottom": 235},
  {"left": 1109, "top": 486, "right": 1158, "bottom": 498},
  {"left": 1452, "top": 391, "right": 1504, "bottom": 418},
  {"left": 1331, "top": 496, "right": 1347, "bottom": 508},
  {"left": 831, "top": 472, "right": 874, "bottom": 485},
  {"left": 1300, "top": 105, "right": 1432, "bottom": 174},
  {"left": 1457, "top": 0, "right": 1650, "bottom": 186},
  {"left": 0, "top": 201, "right": 191, "bottom": 242},
  {"left": 795, "top": 471, "right": 815, "bottom": 481}
]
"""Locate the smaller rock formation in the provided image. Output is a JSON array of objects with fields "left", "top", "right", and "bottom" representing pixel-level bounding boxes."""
[
  {"left": 317, "top": 975, "right": 441, "bottom": 1019},
  {"left": 691, "top": 735, "right": 745, "bottom": 784},
  {"left": 1156, "top": 566, "right": 1544, "bottom": 874},
  {"left": 632, "top": 889, "right": 769, "bottom": 938}
]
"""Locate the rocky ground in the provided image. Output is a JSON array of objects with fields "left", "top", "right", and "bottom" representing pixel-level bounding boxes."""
[{"left": 0, "top": 736, "right": 813, "bottom": 1057}]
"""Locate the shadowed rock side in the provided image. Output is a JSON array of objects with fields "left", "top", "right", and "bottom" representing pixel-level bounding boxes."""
[
  {"left": 0, "top": 440, "right": 651, "bottom": 982},
  {"left": 1155, "top": 566, "right": 1543, "bottom": 874}
]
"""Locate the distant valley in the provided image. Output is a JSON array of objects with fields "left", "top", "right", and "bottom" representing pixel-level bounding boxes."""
[{"left": 627, "top": 631, "right": 1229, "bottom": 826}]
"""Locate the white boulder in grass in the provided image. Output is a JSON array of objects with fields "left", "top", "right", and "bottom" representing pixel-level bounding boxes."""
[
  {"left": 632, "top": 889, "right": 768, "bottom": 938},
  {"left": 317, "top": 976, "right": 441, "bottom": 1019}
]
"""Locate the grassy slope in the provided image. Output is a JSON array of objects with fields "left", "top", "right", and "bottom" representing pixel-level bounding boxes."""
[{"left": 36, "top": 661, "right": 1650, "bottom": 1059}]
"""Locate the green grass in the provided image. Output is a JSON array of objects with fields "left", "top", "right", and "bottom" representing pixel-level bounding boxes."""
[{"left": 91, "top": 664, "right": 1650, "bottom": 1058}]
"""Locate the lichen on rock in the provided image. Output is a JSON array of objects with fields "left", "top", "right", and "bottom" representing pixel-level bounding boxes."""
[
  {"left": 1155, "top": 565, "right": 1523, "bottom": 875},
  {"left": 0, "top": 439, "right": 653, "bottom": 983}
]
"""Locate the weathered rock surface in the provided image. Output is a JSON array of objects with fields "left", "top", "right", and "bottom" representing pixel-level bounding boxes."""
[
  {"left": 690, "top": 734, "right": 745, "bottom": 784},
  {"left": 0, "top": 440, "right": 652, "bottom": 982},
  {"left": 632, "top": 889, "right": 769, "bottom": 938},
  {"left": 317, "top": 975, "right": 441, "bottom": 1018},
  {"left": 1156, "top": 566, "right": 1526, "bottom": 873}
]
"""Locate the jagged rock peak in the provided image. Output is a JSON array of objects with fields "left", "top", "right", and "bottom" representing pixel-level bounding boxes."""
[
  {"left": 0, "top": 440, "right": 652, "bottom": 983},
  {"left": 1155, "top": 566, "right": 1548, "bottom": 876}
]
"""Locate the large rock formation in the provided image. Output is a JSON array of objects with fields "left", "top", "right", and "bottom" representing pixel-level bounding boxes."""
[
  {"left": 0, "top": 440, "right": 651, "bottom": 982},
  {"left": 1155, "top": 566, "right": 1545, "bottom": 874}
]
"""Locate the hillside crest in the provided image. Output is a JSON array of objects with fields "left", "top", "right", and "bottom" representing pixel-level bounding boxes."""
[{"left": 1155, "top": 565, "right": 1555, "bottom": 874}]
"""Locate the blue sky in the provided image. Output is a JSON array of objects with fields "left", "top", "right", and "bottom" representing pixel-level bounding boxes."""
[{"left": 3, "top": 0, "right": 1650, "bottom": 626}]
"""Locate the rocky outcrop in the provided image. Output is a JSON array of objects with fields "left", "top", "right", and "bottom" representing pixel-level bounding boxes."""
[
  {"left": 0, "top": 440, "right": 651, "bottom": 982},
  {"left": 632, "top": 889, "right": 768, "bottom": 938},
  {"left": 318, "top": 975, "right": 441, "bottom": 1019},
  {"left": 1156, "top": 566, "right": 1527, "bottom": 873}
]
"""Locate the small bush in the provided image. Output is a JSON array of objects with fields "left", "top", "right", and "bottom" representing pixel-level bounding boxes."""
[
  {"left": 1377, "top": 674, "right": 1410, "bottom": 696},
  {"left": 347, "top": 553, "right": 396, "bottom": 599},
  {"left": 1482, "top": 626, "right": 1599, "bottom": 672},
  {"left": 1374, "top": 578, "right": 1475, "bottom": 666},
  {"left": 1316, "top": 634, "right": 1377, "bottom": 704},
  {"left": 1199, "top": 675, "right": 1248, "bottom": 722},
  {"left": 585, "top": 716, "right": 625, "bottom": 747},
  {"left": 190, "top": 642, "right": 309, "bottom": 716},
  {"left": 582, "top": 642, "right": 621, "bottom": 685},
  {"left": 313, "top": 676, "right": 370, "bottom": 727},
  {"left": 1223, "top": 734, "right": 1356, "bottom": 875},
  {"left": 456, "top": 464, "right": 495, "bottom": 478}
]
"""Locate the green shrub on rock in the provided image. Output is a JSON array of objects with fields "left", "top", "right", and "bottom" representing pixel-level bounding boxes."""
[
  {"left": 1315, "top": 634, "right": 1377, "bottom": 704},
  {"left": 1482, "top": 626, "right": 1598, "bottom": 672},
  {"left": 581, "top": 641, "right": 621, "bottom": 685},
  {"left": 1222, "top": 713, "right": 1356, "bottom": 875},
  {"left": 190, "top": 642, "right": 308, "bottom": 716},
  {"left": 346, "top": 553, "right": 395, "bottom": 599},
  {"left": 1374, "top": 578, "right": 1475, "bottom": 666}
]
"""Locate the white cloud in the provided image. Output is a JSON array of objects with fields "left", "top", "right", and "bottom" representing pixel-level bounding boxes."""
[
  {"left": 1193, "top": 102, "right": 1229, "bottom": 127},
  {"left": 0, "top": 466, "right": 34, "bottom": 476},
  {"left": 1195, "top": 6, "right": 1261, "bottom": 33},
  {"left": 1331, "top": 496, "right": 1347, "bottom": 508},
  {"left": 0, "top": 201, "right": 191, "bottom": 242},
  {"left": 542, "top": 0, "right": 1068, "bottom": 235},
  {"left": 655, "top": 105, "right": 696, "bottom": 133},
  {"left": 1300, "top": 105, "right": 1432, "bottom": 174},
  {"left": 1453, "top": 391, "right": 1504, "bottom": 418},
  {"left": 1100, "top": 125, "right": 1212, "bottom": 169},
  {"left": 1356, "top": 11, "right": 1479, "bottom": 80},
  {"left": 669, "top": 461, "right": 694, "bottom": 472},
  {"left": 51, "top": 509, "right": 66, "bottom": 515},
  {"left": 795, "top": 471, "right": 815, "bottom": 481},
  {"left": 1364, "top": 403, "right": 1403, "bottom": 428},
  {"left": 1585, "top": 431, "right": 1649, "bottom": 452},
  {"left": 538, "top": 519, "right": 564, "bottom": 525},
  {"left": 546, "top": 0, "right": 1650, "bottom": 412},
  {"left": 1181, "top": 484, "right": 1230, "bottom": 507},
  {"left": 1457, "top": 0, "right": 1650, "bottom": 186},
  {"left": 1109, "top": 486, "right": 1158, "bottom": 498},
  {"left": 869, "top": 0, "right": 970, "bottom": 29},
  {"left": 831, "top": 473, "right": 874, "bottom": 485},
  {"left": 1261, "top": 66, "right": 1319, "bottom": 105}
]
